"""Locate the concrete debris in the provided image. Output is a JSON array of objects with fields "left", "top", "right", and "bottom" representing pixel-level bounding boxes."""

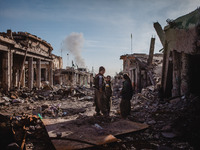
[
  {"left": 129, "top": 83, "right": 200, "bottom": 149},
  {"left": 0, "top": 74, "right": 199, "bottom": 149},
  {"left": 0, "top": 113, "right": 55, "bottom": 150},
  {"left": 2, "top": 96, "right": 11, "bottom": 102},
  {"left": 161, "top": 132, "right": 177, "bottom": 138},
  {"left": 7, "top": 142, "right": 20, "bottom": 149},
  {"left": 147, "top": 120, "right": 156, "bottom": 125}
]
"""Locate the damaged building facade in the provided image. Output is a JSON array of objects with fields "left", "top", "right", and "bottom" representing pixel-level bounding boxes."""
[
  {"left": 52, "top": 54, "right": 63, "bottom": 70},
  {"left": 120, "top": 38, "right": 163, "bottom": 93},
  {"left": 54, "top": 67, "right": 93, "bottom": 87},
  {"left": 154, "top": 8, "right": 200, "bottom": 98},
  {"left": 0, "top": 30, "right": 54, "bottom": 91}
]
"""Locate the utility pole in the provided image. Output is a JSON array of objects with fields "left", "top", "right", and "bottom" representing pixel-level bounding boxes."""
[
  {"left": 67, "top": 53, "right": 69, "bottom": 67},
  {"left": 131, "top": 33, "right": 133, "bottom": 54},
  {"left": 61, "top": 42, "right": 63, "bottom": 57}
]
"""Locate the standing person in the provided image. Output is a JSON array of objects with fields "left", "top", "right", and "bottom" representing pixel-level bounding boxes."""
[
  {"left": 120, "top": 74, "right": 133, "bottom": 119},
  {"left": 94, "top": 66, "right": 108, "bottom": 116},
  {"left": 105, "top": 75, "right": 112, "bottom": 115}
]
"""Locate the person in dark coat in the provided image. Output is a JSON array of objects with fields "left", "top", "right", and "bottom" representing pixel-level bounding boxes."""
[
  {"left": 93, "top": 66, "right": 108, "bottom": 116},
  {"left": 120, "top": 74, "right": 133, "bottom": 119},
  {"left": 105, "top": 75, "right": 112, "bottom": 115}
]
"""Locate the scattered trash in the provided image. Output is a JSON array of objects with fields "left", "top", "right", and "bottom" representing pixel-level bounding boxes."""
[
  {"left": 38, "top": 114, "right": 43, "bottom": 120},
  {"left": 2, "top": 96, "right": 11, "bottom": 102},
  {"left": 63, "top": 112, "right": 67, "bottom": 116},
  {"left": 94, "top": 123, "right": 103, "bottom": 130}
]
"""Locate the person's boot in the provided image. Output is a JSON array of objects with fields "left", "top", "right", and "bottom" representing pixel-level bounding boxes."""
[{"left": 93, "top": 112, "right": 101, "bottom": 116}]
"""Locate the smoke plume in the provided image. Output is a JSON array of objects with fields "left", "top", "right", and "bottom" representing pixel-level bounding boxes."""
[{"left": 63, "top": 32, "right": 85, "bottom": 67}]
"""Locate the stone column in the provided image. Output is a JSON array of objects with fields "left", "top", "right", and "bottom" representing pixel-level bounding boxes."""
[
  {"left": 36, "top": 59, "right": 41, "bottom": 88},
  {"left": 49, "top": 61, "right": 53, "bottom": 86},
  {"left": 21, "top": 69, "right": 25, "bottom": 87},
  {"left": 28, "top": 57, "right": 33, "bottom": 89},
  {"left": 2, "top": 51, "right": 12, "bottom": 91},
  {"left": 10, "top": 51, "right": 13, "bottom": 89}
]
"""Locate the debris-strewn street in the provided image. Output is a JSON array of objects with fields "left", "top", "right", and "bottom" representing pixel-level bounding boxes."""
[
  {"left": 1, "top": 2, "right": 200, "bottom": 150},
  {"left": 1, "top": 79, "right": 200, "bottom": 149},
  {"left": 0, "top": 84, "right": 145, "bottom": 149}
]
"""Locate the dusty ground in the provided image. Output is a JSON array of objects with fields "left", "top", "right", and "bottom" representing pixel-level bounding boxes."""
[{"left": 0, "top": 85, "right": 200, "bottom": 150}]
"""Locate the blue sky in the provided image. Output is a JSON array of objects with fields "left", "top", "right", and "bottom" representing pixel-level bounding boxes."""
[{"left": 0, "top": 0, "right": 199, "bottom": 76}]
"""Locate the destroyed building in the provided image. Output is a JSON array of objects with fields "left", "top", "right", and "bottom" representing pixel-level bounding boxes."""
[
  {"left": 54, "top": 67, "right": 93, "bottom": 87},
  {"left": 0, "top": 30, "right": 55, "bottom": 91},
  {"left": 120, "top": 38, "right": 163, "bottom": 93},
  {"left": 52, "top": 54, "right": 63, "bottom": 70},
  {"left": 51, "top": 53, "right": 93, "bottom": 87},
  {"left": 154, "top": 8, "right": 200, "bottom": 98}
]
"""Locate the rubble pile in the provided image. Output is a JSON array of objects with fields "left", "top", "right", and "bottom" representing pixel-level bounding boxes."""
[
  {"left": 0, "top": 76, "right": 199, "bottom": 149},
  {"left": 151, "top": 56, "right": 163, "bottom": 86},
  {"left": 0, "top": 114, "right": 54, "bottom": 150},
  {"left": 128, "top": 86, "right": 200, "bottom": 149},
  {"left": 0, "top": 85, "right": 94, "bottom": 118},
  {"left": 88, "top": 84, "right": 199, "bottom": 149},
  {"left": 0, "top": 85, "right": 96, "bottom": 149}
]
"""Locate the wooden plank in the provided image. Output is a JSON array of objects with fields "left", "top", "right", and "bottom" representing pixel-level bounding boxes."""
[{"left": 43, "top": 118, "right": 148, "bottom": 150}]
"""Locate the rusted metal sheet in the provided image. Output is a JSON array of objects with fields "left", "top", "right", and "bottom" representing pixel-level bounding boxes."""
[
  {"left": 49, "top": 134, "right": 117, "bottom": 150},
  {"left": 43, "top": 118, "right": 148, "bottom": 150},
  {"left": 105, "top": 120, "right": 149, "bottom": 136}
]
